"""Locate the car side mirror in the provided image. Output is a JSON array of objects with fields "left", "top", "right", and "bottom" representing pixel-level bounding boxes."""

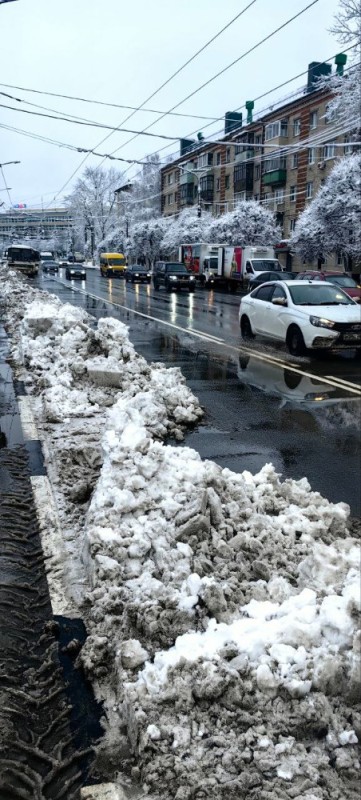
[
  {"left": 272, "top": 297, "right": 287, "bottom": 306},
  {"left": 246, "top": 265, "right": 252, "bottom": 273}
]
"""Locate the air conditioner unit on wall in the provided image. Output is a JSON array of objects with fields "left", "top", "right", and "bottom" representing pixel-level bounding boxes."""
[{"left": 318, "top": 161, "right": 326, "bottom": 169}]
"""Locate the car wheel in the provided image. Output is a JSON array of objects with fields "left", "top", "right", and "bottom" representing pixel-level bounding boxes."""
[
  {"left": 240, "top": 315, "right": 255, "bottom": 339},
  {"left": 165, "top": 282, "right": 172, "bottom": 293},
  {"left": 153, "top": 280, "right": 159, "bottom": 289},
  {"left": 189, "top": 287, "right": 195, "bottom": 293},
  {"left": 286, "top": 325, "right": 306, "bottom": 356}
]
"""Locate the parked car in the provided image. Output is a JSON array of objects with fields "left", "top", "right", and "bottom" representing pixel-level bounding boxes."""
[
  {"left": 297, "top": 271, "right": 361, "bottom": 302},
  {"left": 239, "top": 280, "right": 361, "bottom": 355},
  {"left": 125, "top": 265, "right": 152, "bottom": 284},
  {"left": 65, "top": 264, "right": 86, "bottom": 280},
  {"left": 153, "top": 261, "right": 196, "bottom": 293},
  {"left": 42, "top": 260, "right": 59, "bottom": 273},
  {"left": 248, "top": 271, "right": 297, "bottom": 291}
]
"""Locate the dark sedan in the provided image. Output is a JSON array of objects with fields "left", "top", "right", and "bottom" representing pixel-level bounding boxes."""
[
  {"left": 248, "top": 271, "right": 296, "bottom": 291},
  {"left": 65, "top": 264, "right": 86, "bottom": 280},
  {"left": 125, "top": 265, "right": 152, "bottom": 284},
  {"left": 42, "top": 260, "right": 59, "bottom": 273}
]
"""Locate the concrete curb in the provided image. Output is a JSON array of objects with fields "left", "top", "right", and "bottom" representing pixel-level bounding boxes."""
[{"left": 17, "top": 394, "right": 77, "bottom": 617}]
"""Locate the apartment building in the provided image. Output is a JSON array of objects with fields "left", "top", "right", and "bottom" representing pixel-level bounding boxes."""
[{"left": 160, "top": 56, "right": 354, "bottom": 270}]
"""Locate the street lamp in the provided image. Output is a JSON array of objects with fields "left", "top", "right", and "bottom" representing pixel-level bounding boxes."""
[{"left": 0, "top": 161, "right": 20, "bottom": 167}]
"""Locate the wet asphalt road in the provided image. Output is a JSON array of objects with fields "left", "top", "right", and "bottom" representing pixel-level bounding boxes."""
[{"left": 37, "top": 268, "right": 361, "bottom": 515}]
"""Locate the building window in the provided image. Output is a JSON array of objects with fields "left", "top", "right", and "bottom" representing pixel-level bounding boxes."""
[
  {"left": 309, "top": 110, "right": 318, "bottom": 129},
  {"left": 226, "top": 148, "right": 231, "bottom": 163},
  {"left": 274, "top": 188, "right": 285, "bottom": 204},
  {"left": 323, "top": 143, "right": 336, "bottom": 160},
  {"left": 291, "top": 153, "right": 298, "bottom": 169},
  {"left": 289, "top": 219, "right": 296, "bottom": 233},
  {"left": 293, "top": 119, "right": 301, "bottom": 136},
  {"left": 289, "top": 185, "right": 296, "bottom": 202},
  {"left": 216, "top": 177, "right": 220, "bottom": 191},
  {"left": 255, "top": 164, "right": 261, "bottom": 180},
  {"left": 254, "top": 193, "right": 259, "bottom": 201},
  {"left": 306, "top": 181, "right": 313, "bottom": 199},
  {"left": 167, "top": 193, "right": 173, "bottom": 205},
  {"left": 344, "top": 137, "right": 353, "bottom": 155},
  {"left": 265, "top": 119, "right": 288, "bottom": 141},
  {"left": 198, "top": 152, "right": 213, "bottom": 168},
  {"left": 216, "top": 151, "right": 221, "bottom": 166},
  {"left": 308, "top": 147, "right": 316, "bottom": 164},
  {"left": 225, "top": 175, "right": 230, "bottom": 189},
  {"left": 255, "top": 134, "right": 262, "bottom": 144},
  {"left": 262, "top": 155, "right": 286, "bottom": 174},
  {"left": 167, "top": 173, "right": 173, "bottom": 185}
]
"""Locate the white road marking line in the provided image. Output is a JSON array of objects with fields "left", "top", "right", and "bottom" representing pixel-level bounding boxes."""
[{"left": 55, "top": 280, "right": 361, "bottom": 397}]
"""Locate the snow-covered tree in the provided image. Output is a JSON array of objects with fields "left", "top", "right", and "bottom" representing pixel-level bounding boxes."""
[
  {"left": 207, "top": 201, "right": 281, "bottom": 246},
  {"left": 323, "top": 1, "right": 361, "bottom": 134},
  {"left": 161, "top": 208, "right": 213, "bottom": 257},
  {"left": 127, "top": 216, "right": 170, "bottom": 267},
  {"left": 291, "top": 153, "right": 361, "bottom": 267},
  {"left": 66, "top": 167, "right": 124, "bottom": 258},
  {"left": 129, "top": 155, "right": 162, "bottom": 221}
]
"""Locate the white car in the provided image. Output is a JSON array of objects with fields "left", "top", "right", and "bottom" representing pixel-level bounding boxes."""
[{"left": 239, "top": 280, "right": 361, "bottom": 355}]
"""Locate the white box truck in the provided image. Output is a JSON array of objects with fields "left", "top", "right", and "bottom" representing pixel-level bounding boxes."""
[{"left": 179, "top": 244, "right": 282, "bottom": 289}]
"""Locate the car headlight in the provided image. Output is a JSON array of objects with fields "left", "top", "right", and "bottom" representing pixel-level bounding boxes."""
[
  {"left": 309, "top": 315, "right": 335, "bottom": 329},
  {"left": 169, "top": 275, "right": 177, "bottom": 280},
  {"left": 189, "top": 276, "right": 195, "bottom": 281},
  {"left": 135, "top": 273, "right": 139, "bottom": 277}
]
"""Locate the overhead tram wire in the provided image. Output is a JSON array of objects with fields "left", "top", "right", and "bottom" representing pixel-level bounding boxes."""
[
  {"left": 46, "top": 1, "right": 258, "bottom": 206},
  {"left": 123, "top": 41, "right": 359, "bottom": 170},
  {"left": 0, "top": 102, "right": 181, "bottom": 141},
  {"left": 0, "top": 83, "right": 222, "bottom": 123},
  {"left": 103, "top": 0, "right": 321, "bottom": 167},
  {"left": 0, "top": 122, "right": 151, "bottom": 165}
]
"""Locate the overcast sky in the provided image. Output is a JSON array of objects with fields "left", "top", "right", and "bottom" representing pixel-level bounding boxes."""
[{"left": 0, "top": 0, "right": 344, "bottom": 208}]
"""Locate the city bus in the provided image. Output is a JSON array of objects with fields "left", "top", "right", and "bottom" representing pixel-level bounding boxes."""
[
  {"left": 99, "top": 252, "right": 127, "bottom": 278},
  {"left": 6, "top": 245, "right": 40, "bottom": 277}
]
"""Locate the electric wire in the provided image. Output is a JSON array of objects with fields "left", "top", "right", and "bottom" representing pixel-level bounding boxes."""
[
  {"left": 124, "top": 43, "right": 360, "bottom": 172},
  {"left": 0, "top": 83, "right": 225, "bottom": 122},
  {"left": 102, "top": 0, "right": 322, "bottom": 167},
  {"left": 46, "top": 1, "right": 258, "bottom": 207},
  {"left": 0, "top": 101, "right": 181, "bottom": 140}
]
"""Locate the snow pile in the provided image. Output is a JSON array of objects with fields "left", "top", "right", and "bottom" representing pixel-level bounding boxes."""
[
  {"left": 80, "top": 397, "right": 361, "bottom": 799},
  {"left": 1, "top": 267, "right": 360, "bottom": 799}
]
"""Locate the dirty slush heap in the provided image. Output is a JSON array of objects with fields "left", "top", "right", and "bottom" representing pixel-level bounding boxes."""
[{"left": 1, "top": 264, "right": 360, "bottom": 800}]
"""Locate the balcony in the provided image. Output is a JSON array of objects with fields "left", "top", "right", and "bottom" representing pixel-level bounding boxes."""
[
  {"left": 263, "top": 169, "right": 287, "bottom": 186},
  {"left": 199, "top": 175, "right": 214, "bottom": 204},
  {"left": 179, "top": 185, "right": 195, "bottom": 206},
  {"left": 235, "top": 147, "right": 255, "bottom": 163},
  {"left": 234, "top": 163, "right": 254, "bottom": 193},
  {"left": 179, "top": 172, "right": 195, "bottom": 186}
]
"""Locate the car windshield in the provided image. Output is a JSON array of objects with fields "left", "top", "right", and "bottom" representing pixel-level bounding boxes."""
[
  {"left": 329, "top": 275, "right": 357, "bottom": 288},
  {"left": 132, "top": 266, "right": 147, "bottom": 271},
  {"left": 252, "top": 260, "right": 282, "bottom": 272},
  {"left": 166, "top": 264, "right": 187, "bottom": 272},
  {"left": 289, "top": 284, "right": 354, "bottom": 306}
]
